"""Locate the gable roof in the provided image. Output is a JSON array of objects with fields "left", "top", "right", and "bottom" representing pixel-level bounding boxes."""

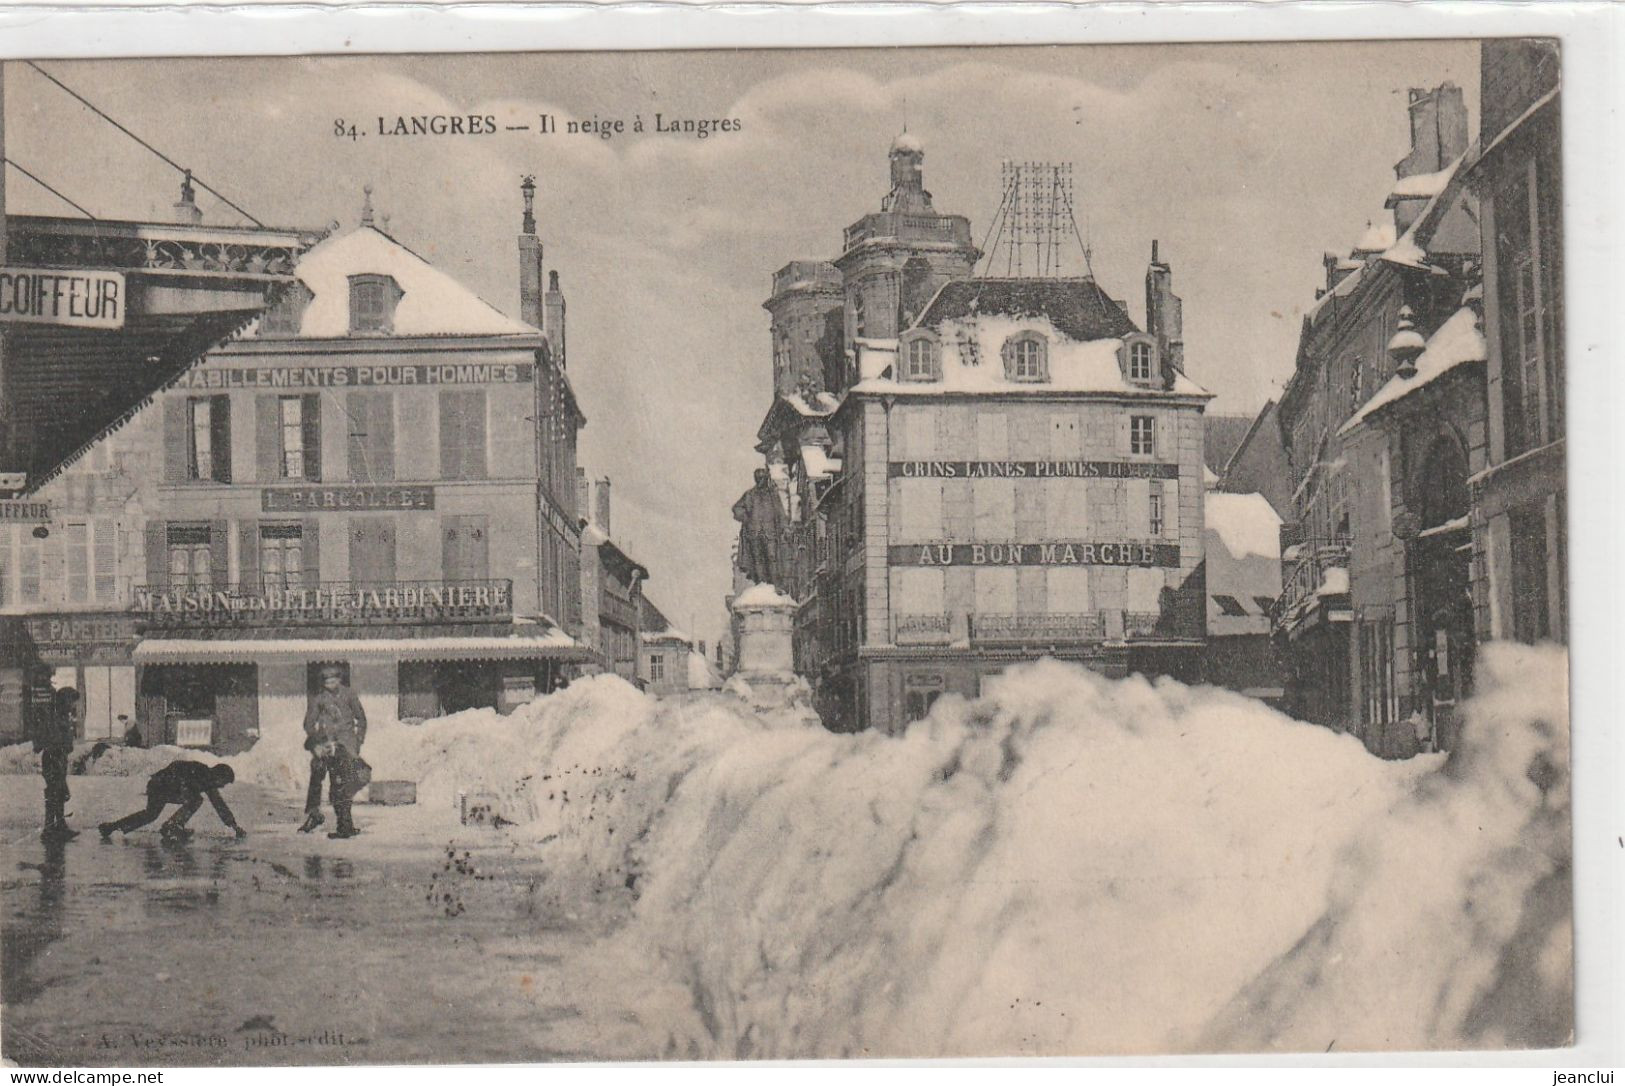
[
  {"left": 275, "top": 225, "right": 537, "bottom": 339},
  {"left": 1203, "top": 415, "right": 1256, "bottom": 475},
  {"left": 914, "top": 278, "right": 1140, "bottom": 341}
]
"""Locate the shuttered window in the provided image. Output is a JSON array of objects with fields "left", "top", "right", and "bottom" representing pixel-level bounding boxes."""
[
  {"left": 347, "top": 391, "right": 396, "bottom": 482},
  {"left": 348, "top": 518, "right": 397, "bottom": 587},
  {"left": 441, "top": 515, "right": 489, "bottom": 582},
  {"left": 184, "top": 396, "right": 232, "bottom": 482},
  {"left": 65, "top": 523, "right": 89, "bottom": 602},
  {"left": 438, "top": 389, "right": 488, "bottom": 480},
  {"left": 349, "top": 274, "right": 400, "bottom": 335},
  {"left": 259, "top": 524, "right": 305, "bottom": 590},
  {"left": 167, "top": 524, "right": 214, "bottom": 589}
]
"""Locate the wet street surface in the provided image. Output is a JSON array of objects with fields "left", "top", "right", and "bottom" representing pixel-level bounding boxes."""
[{"left": 1, "top": 777, "right": 602, "bottom": 1066}]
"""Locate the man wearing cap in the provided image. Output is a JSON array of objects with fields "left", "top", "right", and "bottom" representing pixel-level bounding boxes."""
[{"left": 299, "top": 665, "right": 368, "bottom": 838}]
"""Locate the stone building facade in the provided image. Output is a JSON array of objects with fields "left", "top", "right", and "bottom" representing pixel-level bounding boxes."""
[
  {"left": 745, "top": 136, "right": 1211, "bottom": 733},
  {"left": 4, "top": 185, "right": 588, "bottom": 753},
  {"left": 1463, "top": 39, "right": 1566, "bottom": 649},
  {"left": 1272, "top": 82, "right": 1481, "bottom": 748}
]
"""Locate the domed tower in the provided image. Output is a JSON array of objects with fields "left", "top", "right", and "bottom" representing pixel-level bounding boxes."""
[
  {"left": 834, "top": 133, "right": 980, "bottom": 346},
  {"left": 764, "top": 261, "right": 845, "bottom": 398}
]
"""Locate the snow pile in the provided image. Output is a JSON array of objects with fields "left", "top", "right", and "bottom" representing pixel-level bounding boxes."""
[
  {"left": 0, "top": 740, "right": 194, "bottom": 777},
  {"left": 214, "top": 642, "right": 1569, "bottom": 1056},
  {"left": 550, "top": 645, "right": 1569, "bottom": 1057},
  {"left": 1199, "top": 641, "right": 1571, "bottom": 1052}
]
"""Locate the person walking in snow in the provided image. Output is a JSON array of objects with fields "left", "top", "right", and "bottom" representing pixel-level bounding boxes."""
[
  {"left": 98, "top": 760, "right": 247, "bottom": 842},
  {"left": 35, "top": 686, "right": 80, "bottom": 841},
  {"left": 300, "top": 665, "right": 367, "bottom": 838}
]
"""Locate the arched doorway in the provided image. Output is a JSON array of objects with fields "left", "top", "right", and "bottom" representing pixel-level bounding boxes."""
[{"left": 1412, "top": 435, "right": 1474, "bottom": 752}]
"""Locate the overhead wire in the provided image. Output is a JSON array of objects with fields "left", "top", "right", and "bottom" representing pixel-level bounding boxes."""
[{"left": 25, "top": 60, "right": 267, "bottom": 228}]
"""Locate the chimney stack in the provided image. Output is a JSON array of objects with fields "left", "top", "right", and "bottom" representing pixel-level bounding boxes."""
[
  {"left": 1144, "top": 241, "right": 1184, "bottom": 374},
  {"left": 595, "top": 476, "right": 611, "bottom": 536},
  {"left": 1390, "top": 83, "right": 1470, "bottom": 234},
  {"left": 518, "top": 175, "right": 545, "bottom": 330},
  {"left": 173, "top": 170, "right": 203, "bottom": 226},
  {"left": 545, "top": 270, "right": 566, "bottom": 369},
  {"left": 575, "top": 466, "right": 589, "bottom": 525}
]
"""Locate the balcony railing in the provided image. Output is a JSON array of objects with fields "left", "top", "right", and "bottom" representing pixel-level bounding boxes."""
[
  {"left": 895, "top": 612, "right": 954, "bottom": 646},
  {"left": 132, "top": 578, "right": 514, "bottom": 628},
  {"left": 971, "top": 613, "right": 1107, "bottom": 645},
  {"left": 1272, "top": 535, "right": 1352, "bottom": 631}
]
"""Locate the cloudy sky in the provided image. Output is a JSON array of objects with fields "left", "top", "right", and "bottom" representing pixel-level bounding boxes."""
[{"left": 4, "top": 42, "right": 1480, "bottom": 644}]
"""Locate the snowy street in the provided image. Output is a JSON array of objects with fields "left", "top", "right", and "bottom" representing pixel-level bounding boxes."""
[{"left": 1, "top": 777, "right": 617, "bottom": 1066}]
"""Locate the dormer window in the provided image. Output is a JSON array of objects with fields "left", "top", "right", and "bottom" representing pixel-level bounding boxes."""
[
  {"left": 348, "top": 274, "right": 401, "bottom": 335},
  {"left": 1120, "top": 335, "right": 1159, "bottom": 385},
  {"left": 1002, "top": 332, "right": 1048, "bottom": 382},
  {"left": 259, "top": 282, "right": 311, "bottom": 338},
  {"left": 901, "top": 331, "right": 940, "bottom": 382}
]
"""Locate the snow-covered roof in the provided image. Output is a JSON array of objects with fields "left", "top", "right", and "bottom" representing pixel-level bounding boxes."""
[
  {"left": 1388, "top": 163, "right": 1457, "bottom": 203},
  {"left": 783, "top": 391, "right": 840, "bottom": 417},
  {"left": 1317, "top": 567, "right": 1350, "bottom": 597},
  {"left": 918, "top": 278, "right": 1138, "bottom": 343},
  {"left": 891, "top": 130, "right": 924, "bottom": 155},
  {"left": 1340, "top": 307, "right": 1486, "bottom": 434},
  {"left": 1353, "top": 219, "right": 1397, "bottom": 253},
  {"left": 800, "top": 445, "right": 841, "bottom": 480},
  {"left": 1204, "top": 492, "right": 1283, "bottom": 562},
  {"left": 266, "top": 226, "right": 537, "bottom": 339},
  {"left": 850, "top": 317, "right": 1209, "bottom": 399},
  {"left": 642, "top": 628, "right": 691, "bottom": 644}
]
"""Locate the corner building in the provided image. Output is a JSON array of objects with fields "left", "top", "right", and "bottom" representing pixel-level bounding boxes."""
[
  {"left": 750, "top": 136, "right": 1210, "bottom": 734},
  {"left": 128, "top": 194, "right": 587, "bottom": 751}
]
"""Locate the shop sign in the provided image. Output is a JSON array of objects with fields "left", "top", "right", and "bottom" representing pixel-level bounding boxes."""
[
  {"left": 24, "top": 613, "right": 141, "bottom": 665},
  {"left": 177, "top": 362, "right": 533, "bottom": 390},
  {"left": 890, "top": 542, "right": 1181, "bottom": 568},
  {"left": 0, "top": 266, "right": 125, "bottom": 329},
  {"left": 263, "top": 485, "right": 435, "bottom": 512},
  {"left": 890, "top": 460, "right": 1178, "bottom": 480},
  {"left": 0, "top": 499, "right": 51, "bottom": 522},
  {"left": 133, "top": 579, "right": 512, "bottom": 627}
]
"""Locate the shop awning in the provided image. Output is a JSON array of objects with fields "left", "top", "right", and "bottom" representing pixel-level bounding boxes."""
[{"left": 132, "top": 622, "right": 589, "bottom": 665}]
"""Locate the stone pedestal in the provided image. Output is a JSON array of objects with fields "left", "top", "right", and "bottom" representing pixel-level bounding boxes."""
[{"left": 728, "top": 583, "right": 800, "bottom": 707}]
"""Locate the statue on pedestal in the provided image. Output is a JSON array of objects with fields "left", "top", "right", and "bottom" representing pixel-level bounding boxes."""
[{"left": 732, "top": 467, "right": 790, "bottom": 591}]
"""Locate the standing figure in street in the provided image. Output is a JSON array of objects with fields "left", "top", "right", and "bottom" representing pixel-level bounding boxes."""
[
  {"left": 98, "top": 760, "right": 247, "bottom": 841},
  {"left": 300, "top": 665, "right": 368, "bottom": 839},
  {"left": 35, "top": 687, "right": 80, "bottom": 841},
  {"left": 731, "top": 467, "right": 790, "bottom": 591}
]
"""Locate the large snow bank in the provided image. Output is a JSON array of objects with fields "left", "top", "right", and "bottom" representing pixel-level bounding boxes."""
[
  {"left": 564, "top": 645, "right": 1569, "bottom": 1057},
  {"left": 219, "top": 642, "right": 1570, "bottom": 1057}
]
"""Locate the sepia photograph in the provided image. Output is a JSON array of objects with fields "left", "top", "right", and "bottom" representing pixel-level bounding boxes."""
[{"left": 0, "top": 29, "right": 1590, "bottom": 1067}]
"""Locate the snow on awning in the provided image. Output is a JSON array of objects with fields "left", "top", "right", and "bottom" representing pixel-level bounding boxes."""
[
  {"left": 134, "top": 626, "right": 588, "bottom": 664},
  {"left": 1418, "top": 514, "right": 1471, "bottom": 539}
]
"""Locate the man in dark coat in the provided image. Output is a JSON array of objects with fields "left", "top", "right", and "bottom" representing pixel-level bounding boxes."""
[
  {"left": 300, "top": 665, "right": 368, "bottom": 838},
  {"left": 35, "top": 687, "right": 79, "bottom": 841},
  {"left": 98, "top": 760, "right": 246, "bottom": 841},
  {"left": 731, "top": 467, "right": 789, "bottom": 588}
]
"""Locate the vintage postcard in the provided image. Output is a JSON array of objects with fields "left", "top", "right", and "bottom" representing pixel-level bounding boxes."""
[{"left": 0, "top": 37, "right": 1575, "bottom": 1064}]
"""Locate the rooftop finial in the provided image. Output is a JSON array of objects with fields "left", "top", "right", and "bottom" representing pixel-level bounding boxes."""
[
  {"left": 180, "top": 168, "right": 196, "bottom": 205},
  {"left": 360, "top": 184, "right": 375, "bottom": 228},
  {"left": 521, "top": 174, "right": 537, "bottom": 235}
]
